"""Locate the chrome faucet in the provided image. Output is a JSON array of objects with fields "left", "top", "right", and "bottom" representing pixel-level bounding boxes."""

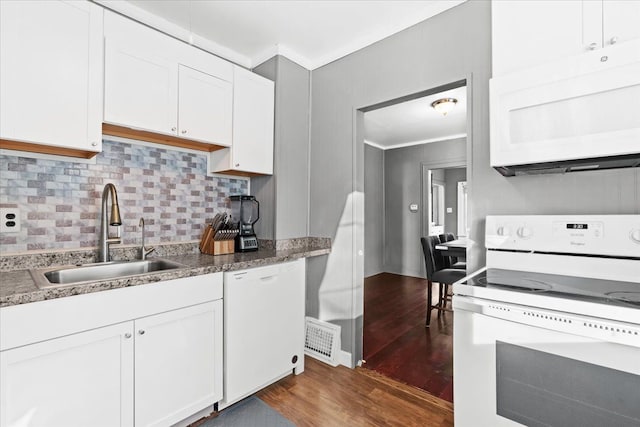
[
  {"left": 98, "top": 183, "right": 122, "bottom": 263},
  {"left": 138, "top": 217, "right": 155, "bottom": 260}
]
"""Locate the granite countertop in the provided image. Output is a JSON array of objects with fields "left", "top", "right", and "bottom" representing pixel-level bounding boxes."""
[{"left": 0, "top": 239, "right": 330, "bottom": 308}]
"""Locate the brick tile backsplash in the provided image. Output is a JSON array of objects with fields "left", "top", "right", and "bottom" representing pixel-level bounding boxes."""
[{"left": 0, "top": 139, "right": 248, "bottom": 254}]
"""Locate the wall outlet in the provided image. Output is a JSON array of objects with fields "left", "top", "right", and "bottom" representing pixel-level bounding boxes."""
[
  {"left": 446, "top": 207, "right": 453, "bottom": 214},
  {"left": 0, "top": 208, "right": 21, "bottom": 233}
]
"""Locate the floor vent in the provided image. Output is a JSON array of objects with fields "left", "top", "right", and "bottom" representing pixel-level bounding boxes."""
[{"left": 304, "top": 317, "right": 341, "bottom": 367}]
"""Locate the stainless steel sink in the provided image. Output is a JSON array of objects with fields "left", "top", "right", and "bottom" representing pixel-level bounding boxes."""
[{"left": 30, "top": 259, "right": 186, "bottom": 289}]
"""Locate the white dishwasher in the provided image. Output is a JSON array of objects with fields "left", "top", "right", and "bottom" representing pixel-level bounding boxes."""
[{"left": 221, "top": 259, "right": 305, "bottom": 408}]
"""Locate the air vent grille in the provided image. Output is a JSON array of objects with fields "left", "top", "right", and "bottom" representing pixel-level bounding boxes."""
[{"left": 304, "top": 317, "right": 341, "bottom": 367}]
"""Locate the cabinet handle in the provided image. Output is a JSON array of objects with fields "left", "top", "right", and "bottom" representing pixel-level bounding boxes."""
[
  {"left": 610, "top": 36, "right": 618, "bottom": 45},
  {"left": 235, "top": 163, "right": 240, "bottom": 167},
  {"left": 138, "top": 329, "right": 145, "bottom": 335},
  {"left": 181, "top": 130, "right": 187, "bottom": 134},
  {"left": 171, "top": 127, "right": 177, "bottom": 132},
  {"left": 124, "top": 333, "right": 132, "bottom": 339},
  {"left": 587, "top": 42, "right": 598, "bottom": 51}
]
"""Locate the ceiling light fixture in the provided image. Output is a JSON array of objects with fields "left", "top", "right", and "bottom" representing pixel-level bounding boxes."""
[{"left": 431, "top": 98, "right": 458, "bottom": 116}]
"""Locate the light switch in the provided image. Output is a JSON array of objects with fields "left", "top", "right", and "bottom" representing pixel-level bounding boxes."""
[{"left": 446, "top": 207, "right": 453, "bottom": 214}]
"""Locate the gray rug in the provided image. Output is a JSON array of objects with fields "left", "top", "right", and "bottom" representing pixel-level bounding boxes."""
[{"left": 201, "top": 397, "right": 295, "bottom": 427}]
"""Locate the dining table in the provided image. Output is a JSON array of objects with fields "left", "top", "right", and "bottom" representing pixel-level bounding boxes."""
[{"left": 435, "top": 237, "right": 467, "bottom": 260}]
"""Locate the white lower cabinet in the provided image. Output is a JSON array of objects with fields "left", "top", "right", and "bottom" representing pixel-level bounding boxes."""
[
  {"left": 0, "top": 322, "right": 134, "bottom": 427},
  {"left": 0, "top": 274, "right": 223, "bottom": 427},
  {"left": 135, "top": 301, "right": 223, "bottom": 427}
]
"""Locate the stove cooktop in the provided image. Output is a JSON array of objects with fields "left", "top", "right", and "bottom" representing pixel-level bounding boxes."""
[{"left": 462, "top": 269, "right": 640, "bottom": 309}]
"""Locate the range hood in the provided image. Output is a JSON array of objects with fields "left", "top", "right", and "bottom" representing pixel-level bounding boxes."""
[{"left": 494, "top": 153, "right": 640, "bottom": 177}]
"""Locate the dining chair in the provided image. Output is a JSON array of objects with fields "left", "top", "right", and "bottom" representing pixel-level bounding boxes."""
[
  {"left": 439, "top": 232, "right": 466, "bottom": 270},
  {"left": 421, "top": 236, "right": 466, "bottom": 327}
]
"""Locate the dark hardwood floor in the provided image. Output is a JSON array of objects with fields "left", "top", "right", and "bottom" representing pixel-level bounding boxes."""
[
  {"left": 258, "top": 356, "right": 453, "bottom": 427},
  {"left": 363, "top": 272, "right": 454, "bottom": 402}
]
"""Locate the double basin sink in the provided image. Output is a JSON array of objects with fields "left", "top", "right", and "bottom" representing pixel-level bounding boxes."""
[{"left": 30, "top": 258, "right": 186, "bottom": 289}]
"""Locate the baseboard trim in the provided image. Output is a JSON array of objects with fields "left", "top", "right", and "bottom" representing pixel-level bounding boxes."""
[{"left": 339, "top": 350, "right": 352, "bottom": 368}]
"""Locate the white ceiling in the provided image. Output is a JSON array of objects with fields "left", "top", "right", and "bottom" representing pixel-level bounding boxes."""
[
  {"left": 101, "top": 0, "right": 465, "bottom": 70},
  {"left": 364, "top": 86, "right": 467, "bottom": 150}
]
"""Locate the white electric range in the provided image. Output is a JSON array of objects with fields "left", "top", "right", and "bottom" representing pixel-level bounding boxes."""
[{"left": 453, "top": 215, "right": 640, "bottom": 427}]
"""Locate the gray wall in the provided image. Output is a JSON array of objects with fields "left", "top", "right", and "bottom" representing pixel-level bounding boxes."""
[
  {"left": 364, "top": 144, "right": 384, "bottom": 277},
  {"left": 384, "top": 139, "right": 466, "bottom": 278},
  {"left": 307, "top": 1, "right": 491, "bottom": 365},
  {"left": 252, "top": 56, "right": 311, "bottom": 241},
  {"left": 281, "top": 0, "right": 640, "bottom": 365},
  {"left": 444, "top": 167, "right": 466, "bottom": 237}
]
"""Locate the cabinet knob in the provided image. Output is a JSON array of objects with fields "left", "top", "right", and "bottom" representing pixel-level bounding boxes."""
[
  {"left": 171, "top": 127, "right": 177, "bottom": 132},
  {"left": 181, "top": 130, "right": 187, "bottom": 134},
  {"left": 138, "top": 329, "right": 145, "bottom": 335},
  {"left": 124, "top": 333, "right": 132, "bottom": 339},
  {"left": 610, "top": 36, "right": 618, "bottom": 45},
  {"left": 91, "top": 142, "right": 98, "bottom": 147},
  {"left": 587, "top": 42, "right": 598, "bottom": 51},
  {"left": 235, "top": 163, "right": 240, "bottom": 167}
]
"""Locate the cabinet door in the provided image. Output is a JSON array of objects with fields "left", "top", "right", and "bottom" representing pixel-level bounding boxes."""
[
  {"left": 134, "top": 301, "right": 222, "bottom": 427},
  {"left": 491, "top": 0, "right": 585, "bottom": 77},
  {"left": 178, "top": 65, "right": 232, "bottom": 146},
  {"left": 603, "top": 0, "right": 640, "bottom": 47},
  {"left": 0, "top": 0, "right": 103, "bottom": 152},
  {"left": 104, "top": 40, "right": 178, "bottom": 136},
  {"left": 0, "top": 322, "right": 134, "bottom": 427},
  {"left": 231, "top": 66, "right": 275, "bottom": 174}
]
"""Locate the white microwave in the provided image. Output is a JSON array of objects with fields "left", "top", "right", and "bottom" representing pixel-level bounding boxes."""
[{"left": 490, "top": 40, "right": 640, "bottom": 176}]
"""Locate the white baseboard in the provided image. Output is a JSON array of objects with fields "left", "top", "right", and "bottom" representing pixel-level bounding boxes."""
[{"left": 339, "top": 350, "right": 352, "bottom": 368}]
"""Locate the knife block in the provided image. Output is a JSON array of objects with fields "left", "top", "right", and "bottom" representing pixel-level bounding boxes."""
[{"left": 199, "top": 225, "right": 236, "bottom": 255}]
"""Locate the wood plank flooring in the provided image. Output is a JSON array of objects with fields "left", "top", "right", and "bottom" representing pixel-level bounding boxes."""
[
  {"left": 363, "top": 273, "right": 454, "bottom": 402},
  {"left": 258, "top": 356, "right": 453, "bottom": 427}
]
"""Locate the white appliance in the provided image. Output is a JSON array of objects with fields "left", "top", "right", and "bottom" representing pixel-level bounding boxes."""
[
  {"left": 453, "top": 215, "right": 640, "bottom": 427},
  {"left": 490, "top": 40, "right": 640, "bottom": 176},
  {"left": 221, "top": 259, "right": 305, "bottom": 409}
]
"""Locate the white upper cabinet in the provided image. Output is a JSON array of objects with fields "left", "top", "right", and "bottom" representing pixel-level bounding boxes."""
[
  {"left": 210, "top": 66, "right": 275, "bottom": 176},
  {"left": 103, "top": 11, "right": 233, "bottom": 147},
  {"left": 104, "top": 38, "right": 179, "bottom": 137},
  {"left": 0, "top": 0, "right": 103, "bottom": 157},
  {"left": 492, "top": 0, "right": 640, "bottom": 77},
  {"left": 178, "top": 65, "right": 232, "bottom": 146},
  {"left": 602, "top": 1, "right": 640, "bottom": 47}
]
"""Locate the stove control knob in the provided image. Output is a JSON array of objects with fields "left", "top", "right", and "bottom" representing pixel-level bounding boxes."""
[
  {"left": 630, "top": 229, "right": 640, "bottom": 244},
  {"left": 517, "top": 226, "right": 533, "bottom": 239},
  {"left": 496, "top": 226, "right": 510, "bottom": 236}
]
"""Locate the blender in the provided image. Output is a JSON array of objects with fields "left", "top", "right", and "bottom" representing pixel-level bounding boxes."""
[{"left": 229, "top": 195, "right": 260, "bottom": 252}]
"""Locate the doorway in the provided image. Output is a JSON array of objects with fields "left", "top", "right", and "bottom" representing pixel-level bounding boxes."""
[
  {"left": 424, "top": 166, "right": 467, "bottom": 239},
  {"left": 361, "top": 81, "right": 468, "bottom": 402}
]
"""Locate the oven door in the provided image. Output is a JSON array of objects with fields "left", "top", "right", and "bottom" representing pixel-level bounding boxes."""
[{"left": 453, "top": 296, "right": 640, "bottom": 427}]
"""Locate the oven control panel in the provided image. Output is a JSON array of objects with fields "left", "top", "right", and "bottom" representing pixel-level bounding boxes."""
[
  {"left": 552, "top": 221, "right": 603, "bottom": 239},
  {"left": 486, "top": 215, "right": 640, "bottom": 257}
]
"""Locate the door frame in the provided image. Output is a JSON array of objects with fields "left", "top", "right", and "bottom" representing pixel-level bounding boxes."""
[{"left": 353, "top": 77, "right": 472, "bottom": 366}]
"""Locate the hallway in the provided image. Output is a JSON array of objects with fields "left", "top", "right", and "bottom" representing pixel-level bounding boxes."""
[{"left": 362, "top": 273, "right": 454, "bottom": 402}]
